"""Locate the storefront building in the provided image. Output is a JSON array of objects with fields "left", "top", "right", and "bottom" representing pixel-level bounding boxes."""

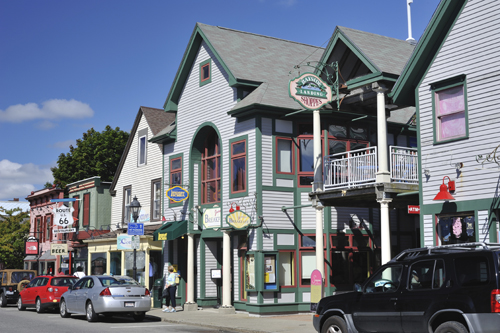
[
  {"left": 152, "top": 22, "right": 419, "bottom": 314},
  {"left": 391, "top": 0, "right": 500, "bottom": 246}
]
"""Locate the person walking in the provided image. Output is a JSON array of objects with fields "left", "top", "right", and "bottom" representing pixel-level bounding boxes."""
[
  {"left": 162, "top": 265, "right": 180, "bottom": 313},
  {"left": 74, "top": 266, "right": 85, "bottom": 279}
]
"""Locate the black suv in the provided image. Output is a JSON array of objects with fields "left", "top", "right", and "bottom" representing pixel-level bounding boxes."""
[{"left": 313, "top": 242, "right": 500, "bottom": 333}]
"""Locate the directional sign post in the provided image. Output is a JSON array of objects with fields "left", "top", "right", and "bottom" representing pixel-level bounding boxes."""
[{"left": 128, "top": 223, "right": 144, "bottom": 236}]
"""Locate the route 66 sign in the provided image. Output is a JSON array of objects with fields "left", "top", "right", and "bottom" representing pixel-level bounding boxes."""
[{"left": 51, "top": 203, "right": 74, "bottom": 226}]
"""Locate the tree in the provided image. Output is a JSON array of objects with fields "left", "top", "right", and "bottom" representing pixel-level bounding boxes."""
[
  {"left": 51, "top": 125, "right": 129, "bottom": 188},
  {"left": 0, "top": 207, "right": 30, "bottom": 268},
  {"left": 44, "top": 182, "right": 53, "bottom": 189}
]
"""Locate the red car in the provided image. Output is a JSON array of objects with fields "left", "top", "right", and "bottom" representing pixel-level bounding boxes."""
[{"left": 17, "top": 275, "right": 78, "bottom": 313}]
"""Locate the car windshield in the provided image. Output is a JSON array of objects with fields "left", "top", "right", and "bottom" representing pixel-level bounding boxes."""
[
  {"left": 12, "top": 272, "right": 36, "bottom": 283},
  {"left": 99, "top": 276, "right": 140, "bottom": 286},
  {"left": 51, "top": 277, "right": 78, "bottom": 286}
]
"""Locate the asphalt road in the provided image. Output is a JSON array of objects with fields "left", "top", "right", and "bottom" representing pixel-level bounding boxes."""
[{"left": 0, "top": 305, "right": 237, "bottom": 333}]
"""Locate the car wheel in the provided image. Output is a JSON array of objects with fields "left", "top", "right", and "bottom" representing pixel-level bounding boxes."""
[
  {"left": 35, "top": 297, "right": 44, "bottom": 313},
  {"left": 0, "top": 293, "right": 6, "bottom": 307},
  {"left": 133, "top": 311, "right": 146, "bottom": 322},
  {"left": 59, "top": 299, "right": 71, "bottom": 318},
  {"left": 321, "top": 315, "right": 348, "bottom": 333},
  {"left": 435, "top": 321, "right": 468, "bottom": 333},
  {"left": 17, "top": 297, "right": 26, "bottom": 311},
  {"left": 86, "top": 301, "right": 98, "bottom": 322}
]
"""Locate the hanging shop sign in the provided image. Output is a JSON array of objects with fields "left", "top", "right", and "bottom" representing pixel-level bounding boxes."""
[
  {"left": 289, "top": 73, "right": 332, "bottom": 110},
  {"left": 117, "top": 235, "right": 133, "bottom": 250},
  {"left": 166, "top": 186, "right": 189, "bottom": 203},
  {"left": 25, "top": 239, "right": 39, "bottom": 255},
  {"left": 50, "top": 243, "right": 68, "bottom": 255},
  {"left": 226, "top": 210, "right": 251, "bottom": 230},
  {"left": 203, "top": 207, "right": 222, "bottom": 229},
  {"left": 51, "top": 203, "right": 74, "bottom": 226},
  {"left": 310, "top": 269, "right": 323, "bottom": 312}
]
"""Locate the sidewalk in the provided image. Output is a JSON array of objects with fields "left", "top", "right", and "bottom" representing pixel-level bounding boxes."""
[{"left": 148, "top": 306, "right": 317, "bottom": 333}]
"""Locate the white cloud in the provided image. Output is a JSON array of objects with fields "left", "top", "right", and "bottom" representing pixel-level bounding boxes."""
[
  {"left": 36, "top": 120, "right": 57, "bottom": 130},
  {"left": 52, "top": 140, "right": 75, "bottom": 149},
  {"left": 0, "top": 99, "right": 94, "bottom": 123},
  {"left": 0, "top": 159, "right": 54, "bottom": 200}
]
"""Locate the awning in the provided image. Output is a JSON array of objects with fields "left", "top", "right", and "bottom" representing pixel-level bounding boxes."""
[
  {"left": 153, "top": 220, "right": 188, "bottom": 241},
  {"left": 39, "top": 252, "right": 56, "bottom": 261},
  {"left": 24, "top": 255, "right": 37, "bottom": 261}
]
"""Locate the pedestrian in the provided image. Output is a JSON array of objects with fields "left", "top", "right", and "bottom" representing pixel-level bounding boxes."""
[
  {"left": 57, "top": 267, "right": 64, "bottom": 276},
  {"left": 162, "top": 265, "right": 180, "bottom": 313},
  {"left": 74, "top": 266, "right": 85, "bottom": 279}
]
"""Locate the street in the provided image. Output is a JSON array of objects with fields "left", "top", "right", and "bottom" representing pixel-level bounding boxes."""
[{"left": 0, "top": 305, "right": 237, "bottom": 333}]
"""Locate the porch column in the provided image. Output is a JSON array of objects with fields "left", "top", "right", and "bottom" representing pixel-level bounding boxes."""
[
  {"left": 378, "top": 198, "right": 393, "bottom": 265},
  {"left": 184, "top": 233, "right": 197, "bottom": 311},
  {"left": 313, "top": 109, "right": 324, "bottom": 280},
  {"left": 220, "top": 230, "right": 235, "bottom": 313},
  {"left": 373, "top": 83, "right": 391, "bottom": 183}
]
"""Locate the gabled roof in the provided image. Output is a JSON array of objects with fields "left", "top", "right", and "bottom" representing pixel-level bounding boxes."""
[
  {"left": 318, "top": 26, "right": 415, "bottom": 87},
  {"left": 109, "top": 106, "right": 175, "bottom": 195},
  {"left": 163, "top": 23, "right": 324, "bottom": 114},
  {"left": 390, "top": 0, "right": 468, "bottom": 106}
]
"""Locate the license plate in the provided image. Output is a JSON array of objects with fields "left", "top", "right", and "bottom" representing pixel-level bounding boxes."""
[{"left": 124, "top": 302, "right": 134, "bottom": 307}]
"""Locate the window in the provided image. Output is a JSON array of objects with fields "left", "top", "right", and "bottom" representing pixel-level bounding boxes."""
[
  {"left": 123, "top": 186, "right": 132, "bottom": 223},
  {"left": 299, "top": 234, "right": 326, "bottom": 286},
  {"left": 169, "top": 156, "right": 182, "bottom": 205},
  {"left": 138, "top": 135, "right": 147, "bottom": 166},
  {"left": 455, "top": 256, "right": 489, "bottom": 287},
  {"left": 91, "top": 252, "right": 107, "bottom": 275},
  {"left": 199, "top": 59, "right": 211, "bottom": 86},
  {"left": 437, "top": 213, "right": 475, "bottom": 245},
  {"left": 36, "top": 217, "right": 41, "bottom": 241},
  {"left": 279, "top": 251, "right": 295, "bottom": 287},
  {"left": 231, "top": 139, "right": 246, "bottom": 195},
  {"left": 202, "top": 129, "right": 220, "bottom": 204},
  {"left": 276, "top": 137, "right": 294, "bottom": 174},
  {"left": 432, "top": 76, "right": 468, "bottom": 143},
  {"left": 46, "top": 216, "right": 51, "bottom": 242},
  {"left": 72, "top": 195, "right": 79, "bottom": 225},
  {"left": 151, "top": 179, "right": 161, "bottom": 221},
  {"left": 297, "top": 124, "right": 314, "bottom": 187},
  {"left": 364, "top": 265, "right": 403, "bottom": 293},
  {"left": 83, "top": 193, "right": 90, "bottom": 227}
]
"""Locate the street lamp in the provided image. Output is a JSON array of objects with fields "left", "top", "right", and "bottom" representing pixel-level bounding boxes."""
[{"left": 129, "top": 196, "right": 141, "bottom": 281}]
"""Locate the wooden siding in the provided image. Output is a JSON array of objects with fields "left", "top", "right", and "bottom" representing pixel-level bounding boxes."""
[
  {"left": 418, "top": 0, "right": 500, "bottom": 206},
  {"left": 263, "top": 233, "right": 274, "bottom": 251},
  {"left": 262, "top": 190, "right": 294, "bottom": 229},
  {"left": 262, "top": 118, "right": 273, "bottom": 186},
  {"left": 423, "top": 215, "right": 434, "bottom": 247},
  {"left": 477, "top": 210, "right": 489, "bottom": 242},
  {"left": 111, "top": 114, "right": 163, "bottom": 227},
  {"left": 232, "top": 237, "right": 239, "bottom": 300},
  {"left": 205, "top": 240, "right": 218, "bottom": 297}
]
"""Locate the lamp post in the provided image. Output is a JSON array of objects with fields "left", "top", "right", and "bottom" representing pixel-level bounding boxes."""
[{"left": 129, "top": 196, "right": 141, "bottom": 281}]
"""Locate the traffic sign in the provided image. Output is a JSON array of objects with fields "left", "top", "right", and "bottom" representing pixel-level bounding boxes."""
[
  {"left": 128, "top": 223, "right": 144, "bottom": 235},
  {"left": 131, "top": 235, "right": 140, "bottom": 250}
]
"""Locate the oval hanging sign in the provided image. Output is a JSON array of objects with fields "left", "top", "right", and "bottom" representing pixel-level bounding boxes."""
[
  {"left": 166, "top": 186, "right": 189, "bottom": 202},
  {"left": 289, "top": 72, "right": 332, "bottom": 110},
  {"left": 226, "top": 210, "right": 251, "bottom": 230}
]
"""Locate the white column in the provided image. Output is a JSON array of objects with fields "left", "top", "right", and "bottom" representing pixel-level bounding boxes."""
[
  {"left": 222, "top": 230, "right": 232, "bottom": 308},
  {"left": 313, "top": 109, "right": 324, "bottom": 280},
  {"left": 373, "top": 84, "right": 391, "bottom": 183},
  {"left": 378, "top": 198, "right": 393, "bottom": 265},
  {"left": 187, "top": 233, "right": 194, "bottom": 303}
]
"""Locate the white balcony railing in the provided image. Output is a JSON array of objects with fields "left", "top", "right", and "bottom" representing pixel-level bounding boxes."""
[
  {"left": 323, "top": 146, "right": 419, "bottom": 190},
  {"left": 324, "top": 147, "right": 378, "bottom": 190},
  {"left": 390, "top": 146, "right": 418, "bottom": 184}
]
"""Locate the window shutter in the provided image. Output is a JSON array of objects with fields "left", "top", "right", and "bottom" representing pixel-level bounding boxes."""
[{"left": 83, "top": 193, "right": 90, "bottom": 226}]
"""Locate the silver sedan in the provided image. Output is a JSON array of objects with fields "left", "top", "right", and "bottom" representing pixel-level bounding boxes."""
[{"left": 59, "top": 275, "right": 151, "bottom": 322}]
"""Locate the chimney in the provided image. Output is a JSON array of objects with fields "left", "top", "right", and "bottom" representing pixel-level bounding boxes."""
[{"left": 13, "top": 198, "right": 19, "bottom": 201}]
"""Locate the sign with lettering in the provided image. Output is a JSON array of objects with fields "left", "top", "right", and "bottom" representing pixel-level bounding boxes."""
[
  {"left": 408, "top": 205, "right": 420, "bottom": 214},
  {"left": 51, "top": 243, "right": 68, "bottom": 255},
  {"left": 289, "top": 73, "right": 332, "bottom": 110},
  {"left": 226, "top": 210, "right": 251, "bottom": 230},
  {"left": 51, "top": 203, "right": 74, "bottom": 226},
  {"left": 310, "top": 269, "right": 323, "bottom": 312},
  {"left": 166, "top": 186, "right": 189, "bottom": 203},
  {"left": 203, "top": 207, "right": 222, "bottom": 229},
  {"left": 53, "top": 228, "right": 76, "bottom": 234},
  {"left": 117, "top": 235, "right": 133, "bottom": 250},
  {"left": 25, "top": 240, "right": 39, "bottom": 255},
  {"left": 128, "top": 223, "right": 144, "bottom": 235}
]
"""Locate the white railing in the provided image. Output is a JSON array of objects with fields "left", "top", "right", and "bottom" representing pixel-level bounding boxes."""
[
  {"left": 324, "top": 147, "right": 377, "bottom": 190},
  {"left": 390, "top": 146, "right": 418, "bottom": 184}
]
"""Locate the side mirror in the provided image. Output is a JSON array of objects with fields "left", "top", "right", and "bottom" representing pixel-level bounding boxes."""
[{"left": 353, "top": 283, "right": 362, "bottom": 292}]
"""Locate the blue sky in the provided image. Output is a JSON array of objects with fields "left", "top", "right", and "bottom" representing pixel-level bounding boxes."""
[{"left": 0, "top": 0, "right": 440, "bottom": 201}]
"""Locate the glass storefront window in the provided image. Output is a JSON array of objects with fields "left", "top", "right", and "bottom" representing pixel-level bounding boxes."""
[
  {"left": 264, "top": 254, "right": 277, "bottom": 290},
  {"left": 91, "top": 252, "right": 107, "bottom": 275},
  {"left": 245, "top": 254, "right": 255, "bottom": 290},
  {"left": 279, "top": 251, "right": 295, "bottom": 287},
  {"left": 437, "top": 214, "right": 475, "bottom": 245},
  {"left": 110, "top": 252, "right": 121, "bottom": 276},
  {"left": 125, "top": 251, "right": 145, "bottom": 285}
]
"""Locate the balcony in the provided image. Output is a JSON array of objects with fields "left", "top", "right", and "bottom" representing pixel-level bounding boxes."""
[{"left": 315, "top": 146, "right": 419, "bottom": 208}]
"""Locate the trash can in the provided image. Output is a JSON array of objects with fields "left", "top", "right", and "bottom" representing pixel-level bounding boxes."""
[{"left": 153, "top": 278, "right": 164, "bottom": 308}]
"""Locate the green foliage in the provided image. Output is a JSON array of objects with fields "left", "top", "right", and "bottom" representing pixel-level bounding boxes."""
[
  {"left": 51, "top": 125, "right": 129, "bottom": 188},
  {"left": 0, "top": 207, "right": 30, "bottom": 269},
  {"left": 44, "top": 182, "right": 53, "bottom": 189}
]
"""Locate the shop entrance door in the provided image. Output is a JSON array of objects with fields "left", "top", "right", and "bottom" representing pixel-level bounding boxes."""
[{"left": 331, "top": 250, "right": 370, "bottom": 291}]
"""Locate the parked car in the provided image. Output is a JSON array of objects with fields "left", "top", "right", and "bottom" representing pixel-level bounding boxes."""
[
  {"left": 313, "top": 242, "right": 500, "bottom": 333},
  {"left": 59, "top": 275, "right": 151, "bottom": 322},
  {"left": 17, "top": 275, "right": 78, "bottom": 313},
  {"left": 0, "top": 269, "right": 37, "bottom": 307}
]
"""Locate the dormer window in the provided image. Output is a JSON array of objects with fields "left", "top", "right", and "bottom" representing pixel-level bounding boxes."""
[{"left": 199, "top": 59, "right": 212, "bottom": 86}]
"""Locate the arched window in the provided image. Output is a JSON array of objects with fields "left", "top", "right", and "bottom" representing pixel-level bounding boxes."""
[{"left": 202, "top": 129, "right": 221, "bottom": 204}]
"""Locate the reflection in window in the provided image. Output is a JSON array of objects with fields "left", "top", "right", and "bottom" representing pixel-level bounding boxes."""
[
  {"left": 365, "top": 265, "right": 402, "bottom": 293},
  {"left": 231, "top": 140, "right": 246, "bottom": 193},
  {"left": 277, "top": 138, "right": 293, "bottom": 173}
]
